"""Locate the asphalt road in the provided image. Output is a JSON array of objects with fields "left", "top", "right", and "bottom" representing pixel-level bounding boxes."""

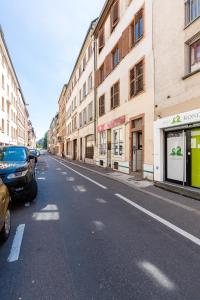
[{"left": 0, "top": 154, "right": 200, "bottom": 300}]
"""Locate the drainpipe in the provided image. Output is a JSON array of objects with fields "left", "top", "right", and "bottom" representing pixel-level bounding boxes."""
[{"left": 94, "top": 36, "right": 97, "bottom": 147}]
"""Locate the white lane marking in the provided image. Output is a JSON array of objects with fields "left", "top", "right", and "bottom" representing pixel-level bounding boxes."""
[
  {"left": 7, "top": 224, "right": 25, "bottom": 263},
  {"left": 52, "top": 158, "right": 107, "bottom": 190},
  {"left": 115, "top": 193, "right": 200, "bottom": 247},
  {"left": 138, "top": 261, "right": 176, "bottom": 290}
]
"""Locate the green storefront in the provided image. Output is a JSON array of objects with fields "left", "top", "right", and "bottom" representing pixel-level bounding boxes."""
[{"left": 165, "top": 127, "right": 200, "bottom": 189}]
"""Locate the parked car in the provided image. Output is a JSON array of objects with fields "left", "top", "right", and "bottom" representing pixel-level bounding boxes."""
[
  {"left": 0, "top": 146, "right": 38, "bottom": 202},
  {"left": 0, "top": 178, "right": 11, "bottom": 242}
]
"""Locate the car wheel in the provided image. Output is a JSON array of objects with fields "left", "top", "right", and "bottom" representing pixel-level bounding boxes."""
[
  {"left": 0, "top": 209, "right": 11, "bottom": 242},
  {"left": 29, "top": 179, "right": 38, "bottom": 202}
]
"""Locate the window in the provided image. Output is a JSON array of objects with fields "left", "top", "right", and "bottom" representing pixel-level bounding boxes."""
[
  {"left": 2, "top": 74, "right": 4, "bottom": 89},
  {"left": 7, "top": 122, "right": 9, "bottom": 136},
  {"left": 185, "top": 0, "right": 200, "bottom": 25},
  {"left": 98, "top": 27, "right": 105, "bottom": 53},
  {"left": 2, "top": 119, "right": 4, "bottom": 133},
  {"left": 83, "top": 108, "right": 87, "bottom": 125},
  {"left": 99, "top": 131, "right": 106, "bottom": 155},
  {"left": 111, "top": 0, "right": 119, "bottom": 32},
  {"left": 83, "top": 82, "right": 87, "bottom": 98},
  {"left": 88, "top": 43, "right": 93, "bottom": 59},
  {"left": 7, "top": 85, "right": 9, "bottom": 97},
  {"left": 83, "top": 56, "right": 86, "bottom": 71},
  {"left": 88, "top": 73, "right": 93, "bottom": 91},
  {"left": 130, "top": 60, "right": 144, "bottom": 98},
  {"left": 131, "top": 9, "right": 144, "bottom": 47},
  {"left": 79, "top": 89, "right": 82, "bottom": 103},
  {"left": 79, "top": 112, "right": 83, "bottom": 128},
  {"left": 88, "top": 102, "right": 93, "bottom": 122},
  {"left": 99, "top": 95, "right": 105, "bottom": 117},
  {"left": 2, "top": 97, "right": 4, "bottom": 111},
  {"left": 190, "top": 39, "right": 200, "bottom": 72},
  {"left": 113, "top": 128, "right": 123, "bottom": 156},
  {"left": 111, "top": 81, "right": 120, "bottom": 109},
  {"left": 112, "top": 46, "right": 120, "bottom": 68}
]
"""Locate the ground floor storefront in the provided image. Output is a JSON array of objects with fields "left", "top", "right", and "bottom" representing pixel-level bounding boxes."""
[
  {"left": 96, "top": 114, "right": 154, "bottom": 180},
  {"left": 154, "top": 108, "right": 200, "bottom": 189}
]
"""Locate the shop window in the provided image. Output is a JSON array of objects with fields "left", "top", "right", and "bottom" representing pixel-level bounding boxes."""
[
  {"left": 111, "top": 81, "right": 120, "bottom": 110},
  {"left": 190, "top": 39, "right": 200, "bottom": 72},
  {"left": 99, "top": 131, "right": 106, "bottom": 155},
  {"left": 113, "top": 128, "right": 123, "bottom": 156},
  {"left": 130, "top": 60, "right": 144, "bottom": 98}
]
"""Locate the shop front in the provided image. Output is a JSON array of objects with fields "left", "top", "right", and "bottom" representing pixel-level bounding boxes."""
[{"left": 154, "top": 109, "right": 200, "bottom": 189}]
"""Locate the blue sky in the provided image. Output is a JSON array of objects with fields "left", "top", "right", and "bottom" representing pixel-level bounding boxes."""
[{"left": 0, "top": 0, "right": 103, "bottom": 139}]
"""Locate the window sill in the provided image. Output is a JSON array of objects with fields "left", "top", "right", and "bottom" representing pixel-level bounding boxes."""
[
  {"left": 182, "top": 68, "right": 200, "bottom": 80},
  {"left": 184, "top": 15, "right": 200, "bottom": 29},
  {"left": 129, "top": 89, "right": 145, "bottom": 100}
]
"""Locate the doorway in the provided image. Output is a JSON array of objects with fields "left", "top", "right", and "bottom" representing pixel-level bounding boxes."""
[
  {"left": 73, "top": 139, "right": 77, "bottom": 160},
  {"left": 80, "top": 138, "right": 82, "bottom": 160},
  {"left": 107, "top": 129, "right": 111, "bottom": 168},
  {"left": 190, "top": 128, "right": 200, "bottom": 188},
  {"left": 130, "top": 115, "right": 144, "bottom": 174}
]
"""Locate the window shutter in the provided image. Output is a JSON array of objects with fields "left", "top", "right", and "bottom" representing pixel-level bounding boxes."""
[
  {"left": 105, "top": 53, "right": 112, "bottom": 77},
  {"left": 95, "top": 70, "right": 100, "bottom": 88},
  {"left": 121, "top": 26, "right": 130, "bottom": 58},
  {"left": 111, "top": 0, "right": 119, "bottom": 30},
  {"left": 130, "top": 67, "right": 135, "bottom": 97}
]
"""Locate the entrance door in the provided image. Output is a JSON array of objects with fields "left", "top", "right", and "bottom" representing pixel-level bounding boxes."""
[
  {"left": 73, "top": 140, "right": 77, "bottom": 160},
  {"left": 107, "top": 129, "right": 111, "bottom": 168},
  {"left": 80, "top": 138, "right": 82, "bottom": 160},
  {"left": 132, "top": 131, "right": 143, "bottom": 172},
  {"left": 191, "top": 128, "right": 200, "bottom": 188},
  {"left": 166, "top": 131, "right": 186, "bottom": 184}
]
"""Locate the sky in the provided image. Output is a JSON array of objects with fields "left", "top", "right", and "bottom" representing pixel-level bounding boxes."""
[{"left": 0, "top": 0, "right": 104, "bottom": 140}]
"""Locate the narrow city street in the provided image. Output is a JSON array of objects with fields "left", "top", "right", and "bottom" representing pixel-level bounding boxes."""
[{"left": 0, "top": 153, "right": 200, "bottom": 300}]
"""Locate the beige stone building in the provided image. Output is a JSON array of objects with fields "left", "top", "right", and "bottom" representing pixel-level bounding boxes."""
[
  {"left": 94, "top": 0, "right": 154, "bottom": 179},
  {"left": 65, "top": 19, "right": 97, "bottom": 163},
  {"left": 57, "top": 84, "right": 67, "bottom": 156},
  {"left": 0, "top": 26, "right": 32, "bottom": 147},
  {"left": 28, "top": 120, "right": 36, "bottom": 148},
  {"left": 48, "top": 113, "right": 59, "bottom": 154},
  {"left": 153, "top": 0, "right": 200, "bottom": 189}
]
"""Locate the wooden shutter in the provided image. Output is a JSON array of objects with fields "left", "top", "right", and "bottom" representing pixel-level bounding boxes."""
[
  {"left": 98, "top": 28, "right": 105, "bottom": 53},
  {"left": 104, "top": 53, "right": 112, "bottom": 77},
  {"left": 95, "top": 70, "right": 100, "bottom": 88},
  {"left": 121, "top": 26, "right": 130, "bottom": 58}
]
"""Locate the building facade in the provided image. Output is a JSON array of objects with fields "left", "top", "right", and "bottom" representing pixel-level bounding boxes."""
[
  {"left": 153, "top": 0, "right": 200, "bottom": 189},
  {"left": 48, "top": 113, "right": 59, "bottom": 155},
  {"left": 65, "top": 19, "right": 97, "bottom": 164},
  {"left": 0, "top": 26, "right": 32, "bottom": 147},
  {"left": 57, "top": 84, "right": 67, "bottom": 156},
  {"left": 27, "top": 120, "right": 36, "bottom": 148},
  {"left": 94, "top": 0, "right": 154, "bottom": 179}
]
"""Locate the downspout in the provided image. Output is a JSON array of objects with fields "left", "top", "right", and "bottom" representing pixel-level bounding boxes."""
[
  {"left": 152, "top": 0, "right": 156, "bottom": 182},
  {"left": 94, "top": 35, "right": 97, "bottom": 148}
]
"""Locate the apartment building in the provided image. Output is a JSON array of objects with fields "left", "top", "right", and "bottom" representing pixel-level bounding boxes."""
[
  {"left": 28, "top": 120, "right": 36, "bottom": 148},
  {"left": 0, "top": 26, "right": 31, "bottom": 147},
  {"left": 153, "top": 0, "right": 200, "bottom": 189},
  {"left": 48, "top": 113, "right": 59, "bottom": 154},
  {"left": 94, "top": 0, "right": 154, "bottom": 179},
  {"left": 65, "top": 19, "right": 97, "bottom": 163},
  {"left": 57, "top": 84, "right": 67, "bottom": 156}
]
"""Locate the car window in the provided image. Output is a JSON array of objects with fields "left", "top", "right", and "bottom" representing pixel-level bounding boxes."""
[{"left": 0, "top": 147, "right": 27, "bottom": 162}]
